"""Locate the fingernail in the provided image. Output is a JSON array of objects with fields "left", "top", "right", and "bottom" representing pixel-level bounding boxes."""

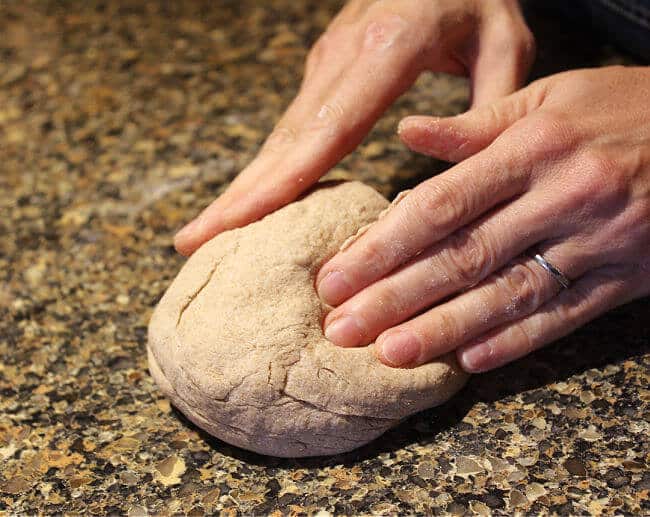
[
  {"left": 458, "top": 343, "right": 490, "bottom": 373},
  {"left": 397, "top": 116, "right": 418, "bottom": 134},
  {"left": 175, "top": 217, "right": 201, "bottom": 242},
  {"left": 378, "top": 331, "right": 420, "bottom": 367},
  {"left": 398, "top": 116, "right": 440, "bottom": 135},
  {"left": 317, "top": 270, "right": 351, "bottom": 306},
  {"left": 324, "top": 315, "right": 364, "bottom": 347}
]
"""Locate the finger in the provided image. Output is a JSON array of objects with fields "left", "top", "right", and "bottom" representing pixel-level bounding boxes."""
[
  {"left": 316, "top": 133, "right": 535, "bottom": 306},
  {"left": 456, "top": 266, "right": 634, "bottom": 373},
  {"left": 397, "top": 81, "right": 546, "bottom": 163},
  {"left": 174, "top": 15, "right": 429, "bottom": 256},
  {"left": 469, "top": 15, "right": 535, "bottom": 107},
  {"left": 304, "top": 0, "right": 371, "bottom": 82},
  {"left": 373, "top": 243, "right": 590, "bottom": 368},
  {"left": 174, "top": 38, "right": 354, "bottom": 255},
  {"left": 323, "top": 193, "right": 552, "bottom": 347},
  {"left": 328, "top": 0, "right": 374, "bottom": 29}
]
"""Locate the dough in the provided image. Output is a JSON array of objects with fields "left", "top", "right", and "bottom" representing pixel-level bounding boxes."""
[{"left": 148, "top": 181, "right": 468, "bottom": 457}]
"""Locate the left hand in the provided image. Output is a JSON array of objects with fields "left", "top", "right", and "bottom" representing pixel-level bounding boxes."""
[
  {"left": 317, "top": 65, "right": 650, "bottom": 373},
  {"left": 173, "top": 0, "right": 534, "bottom": 256}
]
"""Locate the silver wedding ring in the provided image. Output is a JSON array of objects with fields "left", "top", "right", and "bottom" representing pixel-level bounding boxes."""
[{"left": 532, "top": 253, "right": 571, "bottom": 290}]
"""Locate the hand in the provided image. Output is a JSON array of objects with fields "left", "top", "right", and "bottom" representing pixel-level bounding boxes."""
[
  {"left": 174, "top": 0, "right": 535, "bottom": 255},
  {"left": 317, "top": 66, "right": 650, "bottom": 373}
]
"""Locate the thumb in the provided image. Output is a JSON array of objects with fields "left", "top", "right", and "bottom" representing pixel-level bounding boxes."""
[{"left": 397, "top": 81, "right": 545, "bottom": 163}]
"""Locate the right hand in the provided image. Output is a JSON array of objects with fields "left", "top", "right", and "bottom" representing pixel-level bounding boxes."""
[{"left": 174, "top": 0, "right": 535, "bottom": 256}]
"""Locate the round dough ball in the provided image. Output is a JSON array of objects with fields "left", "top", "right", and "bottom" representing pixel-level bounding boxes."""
[{"left": 148, "top": 181, "right": 468, "bottom": 457}]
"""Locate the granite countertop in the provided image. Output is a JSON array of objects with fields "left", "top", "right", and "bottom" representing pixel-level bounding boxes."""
[{"left": 1, "top": 0, "right": 648, "bottom": 514}]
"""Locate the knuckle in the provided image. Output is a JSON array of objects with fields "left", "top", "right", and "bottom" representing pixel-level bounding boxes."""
[
  {"left": 561, "top": 69, "right": 605, "bottom": 96},
  {"left": 434, "top": 310, "right": 462, "bottom": 349},
  {"left": 262, "top": 125, "right": 297, "bottom": 152},
  {"left": 361, "top": 12, "right": 409, "bottom": 52},
  {"left": 499, "top": 262, "right": 546, "bottom": 316},
  {"left": 505, "top": 14, "right": 536, "bottom": 51},
  {"left": 313, "top": 100, "right": 345, "bottom": 129},
  {"left": 553, "top": 293, "right": 577, "bottom": 323},
  {"left": 444, "top": 228, "right": 495, "bottom": 285},
  {"left": 558, "top": 148, "right": 627, "bottom": 211},
  {"left": 512, "top": 27, "right": 536, "bottom": 69},
  {"left": 410, "top": 178, "right": 469, "bottom": 232},
  {"left": 580, "top": 148, "right": 625, "bottom": 195},
  {"left": 375, "top": 277, "right": 409, "bottom": 316},
  {"left": 357, "top": 238, "right": 391, "bottom": 279},
  {"left": 509, "top": 320, "right": 536, "bottom": 353},
  {"left": 518, "top": 111, "right": 575, "bottom": 159},
  {"left": 488, "top": 15, "right": 535, "bottom": 63},
  {"left": 491, "top": 31, "right": 521, "bottom": 56}
]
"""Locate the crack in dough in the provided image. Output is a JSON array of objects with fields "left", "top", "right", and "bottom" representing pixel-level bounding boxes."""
[{"left": 176, "top": 260, "right": 220, "bottom": 327}]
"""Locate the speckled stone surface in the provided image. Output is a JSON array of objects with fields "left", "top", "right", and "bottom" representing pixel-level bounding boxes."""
[{"left": 1, "top": 0, "right": 648, "bottom": 514}]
